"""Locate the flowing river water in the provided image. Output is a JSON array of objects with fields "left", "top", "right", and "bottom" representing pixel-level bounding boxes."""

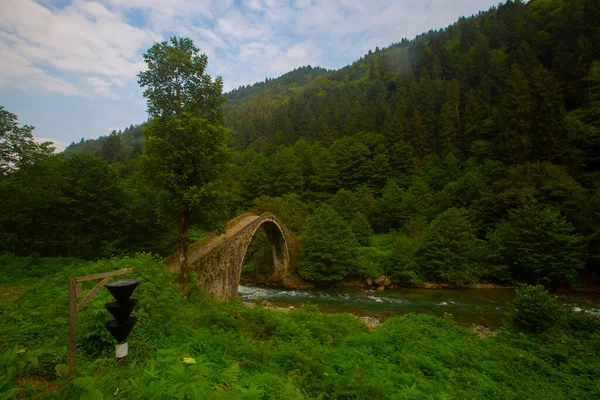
[{"left": 238, "top": 285, "right": 600, "bottom": 327}]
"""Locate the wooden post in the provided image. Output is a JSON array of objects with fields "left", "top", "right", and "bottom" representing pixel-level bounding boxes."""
[
  {"left": 68, "top": 277, "right": 77, "bottom": 377},
  {"left": 67, "top": 268, "right": 133, "bottom": 378}
]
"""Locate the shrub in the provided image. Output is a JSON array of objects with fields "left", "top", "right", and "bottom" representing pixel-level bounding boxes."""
[{"left": 507, "top": 284, "right": 564, "bottom": 334}]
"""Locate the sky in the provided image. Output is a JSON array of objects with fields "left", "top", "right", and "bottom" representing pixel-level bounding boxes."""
[{"left": 0, "top": 0, "right": 500, "bottom": 152}]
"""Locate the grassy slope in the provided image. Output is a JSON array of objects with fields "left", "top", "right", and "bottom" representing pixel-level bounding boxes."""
[{"left": 1, "top": 254, "right": 599, "bottom": 399}]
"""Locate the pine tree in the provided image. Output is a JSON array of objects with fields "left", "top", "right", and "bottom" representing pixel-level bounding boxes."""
[
  {"left": 419, "top": 208, "right": 483, "bottom": 285},
  {"left": 487, "top": 204, "right": 584, "bottom": 286},
  {"left": 498, "top": 65, "right": 534, "bottom": 163},
  {"left": 351, "top": 212, "right": 374, "bottom": 246},
  {"left": 99, "top": 131, "right": 124, "bottom": 163},
  {"left": 298, "top": 206, "right": 358, "bottom": 281}
]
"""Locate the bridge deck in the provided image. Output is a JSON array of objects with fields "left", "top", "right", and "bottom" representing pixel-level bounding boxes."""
[
  {"left": 165, "top": 213, "right": 260, "bottom": 270},
  {"left": 187, "top": 213, "right": 260, "bottom": 265}
]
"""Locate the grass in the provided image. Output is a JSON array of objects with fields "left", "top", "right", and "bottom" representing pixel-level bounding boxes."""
[{"left": 1, "top": 254, "right": 599, "bottom": 399}]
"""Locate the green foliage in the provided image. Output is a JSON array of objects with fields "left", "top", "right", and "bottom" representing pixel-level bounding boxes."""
[
  {"left": 141, "top": 114, "right": 228, "bottom": 209},
  {"left": 1, "top": 256, "right": 600, "bottom": 399},
  {"left": 0, "top": 106, "right": 54, "bottom": 178},
  {"left": 0, "top": 153, "right": 169, "bottom": 259},
  {"left": 299, "top": 206, "right": 358, "bottom": 281},
  {"left": 398, "top": 177, "right": 435, "bottom": 227},
  {"left": 375, "top": 180, "right": 404, "bottom": 231},
  {"left": 487, "top": 204, "right": 584, "bottom": 286},
  {"left": 0, "top": 345, "right": 40, "bottom": 400},
  {"left": 252, "top": 194, "right": 310, "bottom": 232},
  {"left": 506, "top": 284, "right": 564, "bottom": 334},
  {"left": 351, "top": 212, "right": 374, "bottom": 246},
  {"left": 138, "top": 37, "right": 224, "bottom": 121},
  {"left": 419, "top": 208, "right": 483, "bottom": 285},
  {"left": 329, "top": 189, "right": 360, "bottom": 222},
  {"left": 385, "top": 235, "right": 422, "bottom": 285},
  {"left": 355, "top": 235, "right": 392, "bottom": 278},
  {"left": 5, "top": 0, "right": 600, "bottom": 287},
  {"left": 98, "top": 131, "right": 123, "bottom": 164}
]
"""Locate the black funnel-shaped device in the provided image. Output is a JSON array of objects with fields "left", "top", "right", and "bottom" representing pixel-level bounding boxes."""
[
  {"left": 104, "top": 279, "right": 140, "bottom": 344},
  {"left": 105, "top": 299, "right": 138, "bottom": 324},
  {"left": 105, "top": 317, "right": 138, "bottom": 343},
  {"left": 105, "top": 279, "right": 140, "bottom": 303}
]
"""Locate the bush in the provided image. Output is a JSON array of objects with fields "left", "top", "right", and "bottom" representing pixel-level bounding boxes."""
[{"left": 507, "top": 284, "right": 564, "bottom": 334}]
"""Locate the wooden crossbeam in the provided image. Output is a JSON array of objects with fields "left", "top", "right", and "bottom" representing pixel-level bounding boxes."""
[
  {"left": 68, "top": 267, "right": 134, "bottom": 377},
  {"left": 75, "top": 268, "right": 133, "bottom": 283},
  {"left": 77, "top": 276, "right": 111, "bottom": 312}
]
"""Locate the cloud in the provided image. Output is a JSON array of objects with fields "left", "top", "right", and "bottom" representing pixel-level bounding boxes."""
[
  {"left": 0, "top": 39, "right": 80, "bottom": 95},
  {"left": 0, "top": 0, "right": 158, "bottom": 96},
  {"left": 34, "top": 136, "right": 68, "bottom": 153},
  {"left": 101, "top": 0, "right": 216, "bottom": 32},
  {"left": 0, "top": 0, "right": 500, "bottom": 96},
  {"left": 84, "top": 77, "right": 124, "bottom": 98},
  {"left": 216, "top": 10, "right": 267, "bottom": 40},
  {"left": 244, "top": 0, "right": 263, "bottom": 11},
  {"left": 269, "top": 43, "right": 321, "bottom": 75}
]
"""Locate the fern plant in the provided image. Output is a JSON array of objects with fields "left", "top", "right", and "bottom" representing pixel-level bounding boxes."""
[{"left": 167, "top": 355, "right": 213, "bottom": 399}]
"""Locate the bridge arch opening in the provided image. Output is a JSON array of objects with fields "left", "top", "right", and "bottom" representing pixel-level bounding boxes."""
[
  {"left": 241, "top": 228, "right": 273, "bottom": 282},
  {"left": 238, "top": 220, "right": 289, "bottom": 292}
]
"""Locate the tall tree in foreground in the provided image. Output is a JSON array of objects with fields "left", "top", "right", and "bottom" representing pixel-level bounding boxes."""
[{"left": 138, "top": 37, "right": 227, "bottom": 286}]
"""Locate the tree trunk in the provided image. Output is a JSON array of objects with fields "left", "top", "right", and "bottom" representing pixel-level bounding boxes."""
[{"left": 178, "top": 207, "right": 190, "bottom": 286}]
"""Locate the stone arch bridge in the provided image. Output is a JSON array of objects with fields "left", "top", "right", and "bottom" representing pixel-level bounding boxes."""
[{"left": 165, "top": 213, "right": 299, "bottom": 300}]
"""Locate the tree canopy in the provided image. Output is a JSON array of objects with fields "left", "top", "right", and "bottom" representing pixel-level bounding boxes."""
[{"left": 0, "top": 106, "right": 54, "bottom": 178}]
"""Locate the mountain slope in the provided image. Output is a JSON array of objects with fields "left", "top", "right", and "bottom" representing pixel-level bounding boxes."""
[{"left": 224, "top": 0, "right": 600, "bottom": 159}]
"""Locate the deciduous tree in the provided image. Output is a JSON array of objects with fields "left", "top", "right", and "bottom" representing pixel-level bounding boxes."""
[
  {"left": 0, "top": 106, "right": 54, "bottom": 178},
  {"left": 138, "top": 37, "right": 227, "bottom": 285}
]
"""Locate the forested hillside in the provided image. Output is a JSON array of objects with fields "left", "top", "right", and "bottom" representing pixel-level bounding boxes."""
[
  {"left": 227, "top": 0, "right": 600, "bottom": 287},
  {"left": 225, "top": 0, "right": 600, "bottom": 153},
  {"left": 2, "top": 0, "right": 600, "bottom": 288}
]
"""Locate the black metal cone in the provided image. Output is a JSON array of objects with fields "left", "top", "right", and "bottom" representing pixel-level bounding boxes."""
[
  {"left": 105, "top": 279, "right": 140, "bottom": 303},
  {"left": 104, "top": 317, "right": 138, "bottom": 343},
  {"left": 105, "top": 299, "right": 138, "bottom": 324}
]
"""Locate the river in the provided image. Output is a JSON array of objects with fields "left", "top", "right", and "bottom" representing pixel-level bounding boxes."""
[{"left": 238, "top": 285, "right": 600, "bottom": 327}]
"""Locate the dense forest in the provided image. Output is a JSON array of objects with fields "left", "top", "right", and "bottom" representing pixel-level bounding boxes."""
[{"left": 3, "top": 0, "right": 600, "bottom": 288}]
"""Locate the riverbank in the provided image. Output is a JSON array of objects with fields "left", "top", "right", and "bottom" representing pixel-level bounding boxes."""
[
  {"left": 243, "top": 299, "right": 383, "bottom": 329},
  {"left": 242, "top": 298, "right": 503, "bottom": 336},
  {"left": 245, "top": 272, "right": 600, "bottom": 294}
]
